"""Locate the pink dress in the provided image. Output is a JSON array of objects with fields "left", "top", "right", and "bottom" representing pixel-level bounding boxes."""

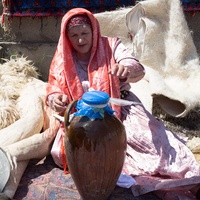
[
  {"left": 77, "top": 42, "right": 200, "bottom": 199},
  {"left": 121, "top": 92, "right": 200, "bottom": 198}
]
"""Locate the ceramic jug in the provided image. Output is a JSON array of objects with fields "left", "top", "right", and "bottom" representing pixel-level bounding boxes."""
[{"left": 64, "top": 90, "right": 127, "bottom": 200}]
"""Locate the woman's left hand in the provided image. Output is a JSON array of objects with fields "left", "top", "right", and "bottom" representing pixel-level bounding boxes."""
[{"left": 109, "top": 64, "right": 130, "bottom": 80}]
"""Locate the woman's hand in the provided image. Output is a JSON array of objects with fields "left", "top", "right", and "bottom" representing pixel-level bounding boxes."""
[
  {"left": 109, "top": 64, "right": 130, "bottom": 80},
  {"left": 48, "top": 93, "right": 68, "bottom": 114}
]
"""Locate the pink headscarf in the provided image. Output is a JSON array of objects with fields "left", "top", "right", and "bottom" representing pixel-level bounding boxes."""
[{"left": 46, "top": 8, "right": 121, "bottom": 118}]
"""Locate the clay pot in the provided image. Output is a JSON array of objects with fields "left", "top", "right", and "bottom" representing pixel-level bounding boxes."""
[{"left": 64, "top": 96, "right": 126, "bottom": 200}]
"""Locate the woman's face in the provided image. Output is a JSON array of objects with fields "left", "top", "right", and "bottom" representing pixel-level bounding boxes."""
[{"left": 67, "top": 25, "right": 93, "bottom": 58}]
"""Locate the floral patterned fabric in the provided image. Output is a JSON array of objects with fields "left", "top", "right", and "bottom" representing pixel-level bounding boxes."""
[
  {"left": 182, "top": 0, "right": 200, "bottom": 11},
  {"left": 3, "top": 0, "right": 200, "bottom": 18},
  {"left": 13, "top": 156, "right": 160, "bottom": 200},
  {"left": 6, "top": 0, "right": 136, "bottom": 16}
]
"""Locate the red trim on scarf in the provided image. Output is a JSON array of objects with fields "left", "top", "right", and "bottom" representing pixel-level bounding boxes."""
[
  {"left": 61, "top": 135, "right": 69, "bottom": 174},
  {"left": 1, "top": 0, "right": 11, "bottom": 25}
]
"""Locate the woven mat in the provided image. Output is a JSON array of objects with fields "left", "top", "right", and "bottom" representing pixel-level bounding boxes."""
[{"left": 13, "top": 155, "right": 160, "bottom": 200}]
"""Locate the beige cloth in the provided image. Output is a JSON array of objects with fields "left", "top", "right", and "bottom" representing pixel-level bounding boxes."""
[{"left": 126, "top": 0, "right": 200, "bottom": 117}]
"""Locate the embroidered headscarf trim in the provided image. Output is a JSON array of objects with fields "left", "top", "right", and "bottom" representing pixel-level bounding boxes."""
[{"left": 66, "top": 14, "right": 92, "bottom": 31}]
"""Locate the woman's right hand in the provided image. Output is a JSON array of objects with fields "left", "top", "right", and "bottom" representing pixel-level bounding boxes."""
[
  {"left": 48, "top": 93, "right": 68, "bottom": 114},
  {"left": 109, "top": 63, "right": 130, "bottom": 80}
]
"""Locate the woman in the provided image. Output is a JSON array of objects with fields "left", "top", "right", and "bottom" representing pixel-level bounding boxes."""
[{"left": 46, "top": 8, "right": 200, "bottom": 199}]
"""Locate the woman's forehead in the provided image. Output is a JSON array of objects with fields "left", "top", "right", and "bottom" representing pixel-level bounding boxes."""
[{"left": 67, "top": 25, "right": 92, "bottom": 34}]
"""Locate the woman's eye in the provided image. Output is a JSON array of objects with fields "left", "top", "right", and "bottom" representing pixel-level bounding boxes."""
[{"left": 70, "top": 34, "right": 77, "bottom": 38}]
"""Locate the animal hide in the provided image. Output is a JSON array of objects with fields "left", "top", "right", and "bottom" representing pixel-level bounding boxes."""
[
  {"left": 95, "top": 8, "right": 133, "bottom": 54},
  {"left": 0, "top": 56, "right": 39, "bottom": 129},
  {"left": 0, "top": 78, "right": 46, "bottom": 147},
  {"left": 0, "top": 56, "right": 59, "bottom": 199},
  {"left": 126, "top": 0, "right": 200, "bottom": 117}
]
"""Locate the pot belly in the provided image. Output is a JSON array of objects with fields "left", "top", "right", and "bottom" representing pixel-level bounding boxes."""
[{"left": 65, "top": 114, "right": 126, "bottom": 200}]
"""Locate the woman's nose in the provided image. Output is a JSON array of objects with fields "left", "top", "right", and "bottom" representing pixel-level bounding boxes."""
[{"left": 78, "top": 37, "right": 84, "bottom": 43}]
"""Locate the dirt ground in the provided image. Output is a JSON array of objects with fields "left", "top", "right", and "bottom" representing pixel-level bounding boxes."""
[
  {"left": 153, "top": 104, "right": 200, "bottom": 138},
  {"left": 153, "top": 101, "right": 200, "bottom": 164}
]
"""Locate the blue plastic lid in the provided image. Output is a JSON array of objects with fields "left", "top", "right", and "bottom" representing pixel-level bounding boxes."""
[{"left": 82, "top": 90, "right": 110, "bottom": 106}]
